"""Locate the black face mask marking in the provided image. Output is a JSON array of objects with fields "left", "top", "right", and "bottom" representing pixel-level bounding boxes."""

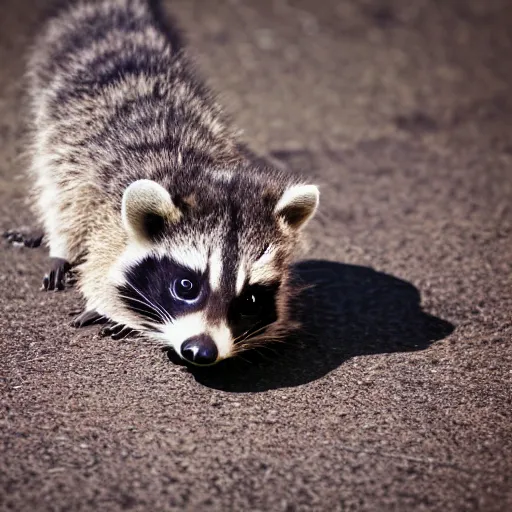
[
  {"left": 117, "top": 256, "right": 209, "bottom": 324},
  {"left": 118, "top": 255, "right": 280, "bottom": 347},
  {"left": 227, "top": 282, "right": 280, "bottom": 342}
]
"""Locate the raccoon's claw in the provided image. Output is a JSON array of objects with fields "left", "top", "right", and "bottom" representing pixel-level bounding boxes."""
[
  {"left": 99, "top": 322, "right": 134, "bottom": 340},
  {"left": 3, "top": 229, "right": 44, "bottom": 248},
  {"left": 42, "top": 257, "right": 71, "bottom": 291},
  {"left": 71, "top": 310, "right": 107, "bottom": 328}
]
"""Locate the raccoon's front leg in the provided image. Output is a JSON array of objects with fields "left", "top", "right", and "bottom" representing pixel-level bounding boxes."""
[
  {"left": 37, "top": 191, "right": 77, "bottom": 291},
  {"left": 3, "top": 229, "right": 44, "bottom": 248},
  {"left": 42, "top": 257, "right": 71, "bottom": 291},
  {"left": 70, "top": 309, "right": 107, "bottom": 328},
  {"left": 99, "top": 322, "right": 135, "bottom": 340},
  {"left": 40, "top": 221, "right": 74, "bottom": 291},
  {"left": 3, "top": 228, "right": 71, "bottom": 289}
]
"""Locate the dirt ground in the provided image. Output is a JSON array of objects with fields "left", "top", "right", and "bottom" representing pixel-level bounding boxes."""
[{"left": 1, "top": 0, "right": 511, "bottom": 510}]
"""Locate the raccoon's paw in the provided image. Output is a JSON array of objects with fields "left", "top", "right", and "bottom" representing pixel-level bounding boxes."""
[
  {"left": 42, "top": 257, "right": 71, "bottom": 291},
  {"left": 70, "top": 310, "right": 108, "bottom": 328},
  {"left": 99, "top": 322, "right": 135, "bottom": 340},
  {"left": 3, "top": 229, "right": 44, "bottom": 248}
]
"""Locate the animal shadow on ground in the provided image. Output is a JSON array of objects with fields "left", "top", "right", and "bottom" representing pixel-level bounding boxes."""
[{"left": 170, "top": 260, "right": 455, "bottom": 392}]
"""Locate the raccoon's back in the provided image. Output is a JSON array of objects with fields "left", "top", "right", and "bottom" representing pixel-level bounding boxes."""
[{"left": 28, "top": 0, "right": 239, "bottom": 203}]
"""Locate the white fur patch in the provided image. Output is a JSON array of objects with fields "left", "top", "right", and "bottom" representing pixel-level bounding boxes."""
[
  {"left": 235, "top": 258, "right": 246, "bottom": 295},
  {"left": 249, "top": 266, "right": 280, "bottom": 285},
  {"left": 209, "top": 247, "right": 223, "bottom": 291},
  {"left": 255, "top": 244, "right": 274, "bottom": 267},
  {"left": 165, "top": 245, "right": 208, "bottom": 274},
  {"left": 248, "top": 245, "right": 278, "bottom": 285},
  {"left": 209, "top": 322, "right": 233, "bottom": 360}
]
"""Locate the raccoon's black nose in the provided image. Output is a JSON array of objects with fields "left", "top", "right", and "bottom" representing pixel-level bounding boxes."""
[{"left": 181, "top": 335, "right": 218, "bottom": 365}]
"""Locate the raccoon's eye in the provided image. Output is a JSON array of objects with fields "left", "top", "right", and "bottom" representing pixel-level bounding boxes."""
[
  {"left": 172, "top": 277, "right": 200, "bottom": 302},
  {"left": 238, "top": 292, "right": 262, "bottom": 318}
]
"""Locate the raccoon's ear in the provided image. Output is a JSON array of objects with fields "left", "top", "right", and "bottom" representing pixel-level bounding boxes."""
[
  {"left": 274, "top": 184, "right": 319, "bottom": 230},
  {"left": 122, "top": 180, "right": 181, "bottom": 242}
]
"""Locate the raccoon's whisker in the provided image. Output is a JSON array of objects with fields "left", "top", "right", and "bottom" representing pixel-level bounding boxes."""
[
  {"left": 231, "top": 321, "right": 274, "bottom": 345},
  {"left": 120, "top": 305, "right": 161, "bottom": 324},
  {"left": 237, "top": 325, "right": 288, "bottom": 346},
  {"left": 123, "top": 281, "right": 164, "bottom": 317},
  {"left": 232, "top": 341, "right": 280, "bottom": 359},
  {"left": 250, "top": 336, "right": 289, "bottom": 348},
  {"left": 123, "top": 282, "right": 172, "bottom": 323},
  {"left": 236, "top": 333, "right": 291, "bottom": 352},
  {"left": 234, "top": 323, "right": 272, "bottom": 344},
  {"left": 117, "top": 294, "right": 164, "bottom": 323},
  {"left": 152, "top": 297, "right": 174, "bottom": 324},
  {"left": 231, "top": 325, "right": 291, "bottom": 356},
  {"left": 231, "top": 326, "right": 257, "bottom": 345},
  {"left": 128, "top": 308, "right": 161, "bottom": 323},
  {"left": 248, "top": 324, "right": 269, "bottom": 338},
  {"left": 124, "top": 282, "right": 171, "bottom": 323},
  {"left": 233, "top": 335, "right": 271, "bottom": 351},
  {"left": 117, "top": 293, "right": 164, "bottom": 319}
]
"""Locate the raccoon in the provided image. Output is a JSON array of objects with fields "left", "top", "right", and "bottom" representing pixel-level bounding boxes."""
[{"left": 13, "top": 0, "right": 319, "bottom": 366}]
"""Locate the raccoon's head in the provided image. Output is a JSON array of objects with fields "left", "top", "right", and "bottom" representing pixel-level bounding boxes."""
[{"left": 111, "top": 172, "right": 319, "bottom": 366}]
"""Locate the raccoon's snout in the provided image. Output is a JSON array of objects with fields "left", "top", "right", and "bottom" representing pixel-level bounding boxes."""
[{"left": 181, "top": 334, "right": 218, "bottom": 366}]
